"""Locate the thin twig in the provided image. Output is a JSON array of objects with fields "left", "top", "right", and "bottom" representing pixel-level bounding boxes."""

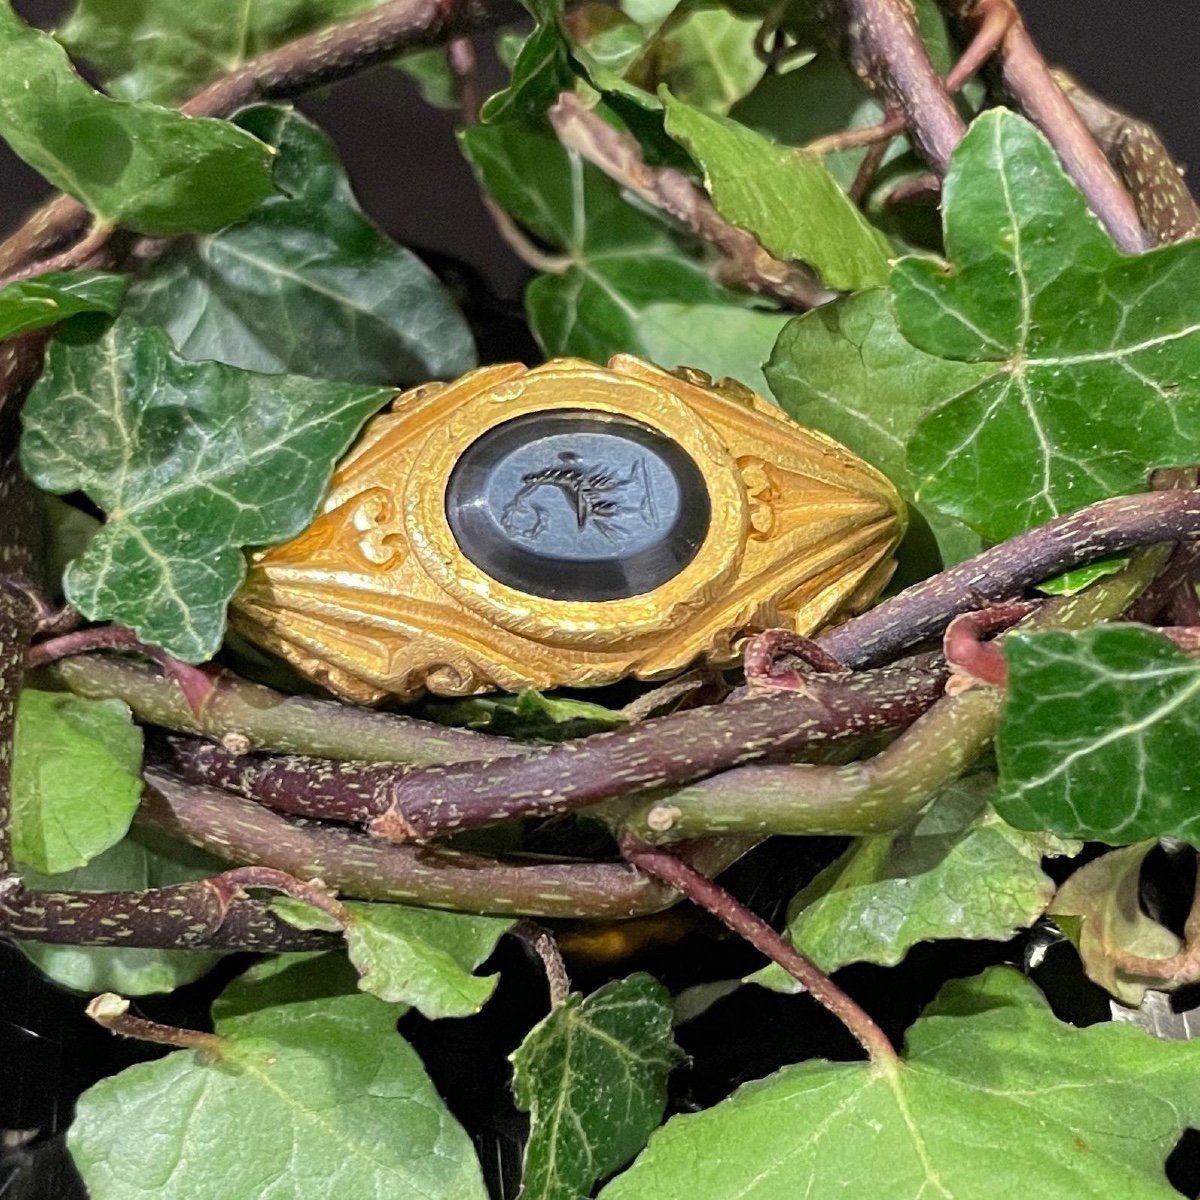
[
  {"left": 162, "top": 657, "right": 947, "bottom": 841},
  {"left": 138, "top": 770, "right": 757, "bottom": 919},
  {"left": 818, "top": 490, "right": 1200, "bottom": 669},
  {"left": 549, "top": 93, "right": 834, "bottom": 309},
  {"left": 512, "top": 919, "right": 571, "bottom": 1007},
  {"left": 614, "top": 549, "right": 1164, "bottom": 843},
  {"left": 1059, "top": 76, "right": 1200, "bottom": 246},
  {"left": 87, "top": 994, "right": 226, "bottom": 1054},
  {"left": 45, "top": 652, "right": 519, "bottom": 766},
  {"left": 622, "top": 837, "right": 896, "bottom": 1061},
  {"left": 934, "top": 0, "right": 1148, "bottom": 251},
  {"left": 806, "top": 0, "right": 1014, "bottom": 159}
]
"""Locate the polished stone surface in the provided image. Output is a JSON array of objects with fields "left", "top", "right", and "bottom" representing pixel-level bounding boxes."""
[{"left": 445, "top": 409, "right": 710, "bottom": 600}]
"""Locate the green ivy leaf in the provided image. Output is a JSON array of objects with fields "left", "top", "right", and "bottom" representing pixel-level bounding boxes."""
[
  {"left": 68, "top": 991, "right": 488, "bottom": 1200},
  {"left": 58, "top": 0, "right": 379, "bottom": 104},
  {"left": 213, "top": 951, "right": 366, "bottom": 1021},
  {"left": 995, "top": 625, "right": 1200, "bottom": 844},
  {"left": 901, "top": 109, "right": 1200, "bottom": 541},
  {"left": 395, "top": 47, "right": 459, "bottom": 108},
  {"left": 460, "top": 119, "right": 761, "bottom": 369},
  {"left": 1050, "top": 843, "right": 1183, "bottom": 1007},
  {"left": 18, "top": 829, "right": 227, "bottom": 995},
  {"left": 427, "top": 688, "right": 630, "bottom": 741},
  {"left": 481, "top": 0, "right": 576, "bottom": 123},
  {"left": 11, "top": 690, "right": 143, "bottom": 874},
  {"left": 513, "top": 974, "right": 682, "bottom": 1200},
  {"left": 752, "top": 774, "right": 1075, "bottom": 985},
  {"left": 766, "top": 290, "right": 988, "bottom": 564},
  {"left": 0, "top": 3, "right": 273, "bottom": 235},
  {"left": 601, "top": 967, "right": 1200, "bottom": 1199},
  {"left": 661, "top": 90, "right": 891, "bottom": 291},
  {"left": 20, "top": 317, "right": 390, "bottom": 662},
  {"left": 630, "top": 3, "right": 766, "bottom": 114},
  {"left": 273, "top": 898, "right": 513, "bottom": 1019},
  {"left": 126, "top": 107, "right": 475, "bottom": 385},
  {"left": 0, "top": 271, "right": 126, "bottom": 340}
]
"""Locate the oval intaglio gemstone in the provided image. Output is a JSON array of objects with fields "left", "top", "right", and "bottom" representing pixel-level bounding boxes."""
[{"left": 230, "top": 355, "right": 906, "bottom": 701}]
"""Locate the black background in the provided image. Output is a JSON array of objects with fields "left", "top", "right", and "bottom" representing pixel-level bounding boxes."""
[{"left": 4, "top": 0, "right": 1199, "bottom": 299}]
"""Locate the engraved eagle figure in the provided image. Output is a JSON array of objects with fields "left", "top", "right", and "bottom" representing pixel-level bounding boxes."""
[{"left": 499, "top": 451, "right": 659, "bottom": 545}]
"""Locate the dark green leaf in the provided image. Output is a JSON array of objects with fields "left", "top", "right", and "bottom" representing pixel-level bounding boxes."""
[
  {"left": 766, "top": 289, "right": 987, "bottom": 564},
  {"left": 460, "top": 119, "right": 763, "bottom": 370},
  {"left": 753, "top": 774, "right": 1074, "bottom": 984},
  {"left": 58, "top": 0, "right": 378, "bottom": 104},
  {"left": 662, "top": 90, "right": 891, "bottom": 291},
  {"left": 395, "top": 47, "right": 459, "bottom": 108},
  {"left": 0, "top": 3, "right": 273, "bottom": 234},
  {"left": 212, "top": 951, "right": 365, "bottom": 1020},
  {"left": 901, "top": 110, "right": 1200, "bottom": 541},
  {"left": 126, "top": 107, "right": 475, "bottom": 384},
  {"left": 69, "top": 992, "right": 488, "bottom": 1200},
  {"left": 602, "top": 967, "right": 1200, "bottom": 1199},
  {"left": 996, "top": 625, "right": 1200, "bottom": 843},
  {"left": 481, "top": 0, "right": 576, "bottom": 123},
  {"left": 428, "top": 688, "right": 630, "bottom": 741},
  {"left": 20, "top": 317, "right": 390, "bottom": 661},
  {"left": 0, "top": 271, "right": 125, "bottom": 340},
  {"left": 274, "top": 898, "right": 513, "bottom": 1019},
  {"left": 11, "top": 690, "right": 142, "bottom": 874},
  {"left": 18, "top": 829, "right": 226, "bottom": 995},
  {"left": 513, "top": 974, "right": 682, "bottom": 1200},
  {"left": 628, "top": 3, "right": 765, "bottom": 114},
  {"left": 1050, "top": 842, "right": 1182, "bottom": 1007}
]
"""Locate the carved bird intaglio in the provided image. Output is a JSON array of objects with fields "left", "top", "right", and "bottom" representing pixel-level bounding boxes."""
[{"left": 230, "top": 355, "right": 906, "bottom": 701}]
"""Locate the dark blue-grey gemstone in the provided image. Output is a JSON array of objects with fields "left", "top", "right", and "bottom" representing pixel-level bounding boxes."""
[{"left": 445, "top": 410, "right": 710, "bottom": 600}]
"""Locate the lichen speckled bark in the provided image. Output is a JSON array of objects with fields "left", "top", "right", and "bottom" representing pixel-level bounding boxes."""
[
  {"left": 817, "top": 491, "right": 1200, "bottom": 669},
  {"left": 162, "top": 658, "right": 948, "bottom": 842},
  {"left": 618, "top": 548, "right": 1166, "bottom": 843},
  {"left": 138, "top": 772, "right": 756, "bottom": 919},
  {"left": 47, "top": 653, "right": 516, "bottom": 765},
  {"left": 812, "top": 0, "right": 966, "bottom": 173}
]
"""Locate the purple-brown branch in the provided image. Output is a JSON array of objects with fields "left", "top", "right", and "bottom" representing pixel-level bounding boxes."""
[
  {"left": 814, "top": 0, "right": 966, "bottom": 174},
  {"left": 162, "top": 657, "right": 948, "bottom": 841},
  {"left": 622, "top": 837, "right": 896, "bottom": 1061},
  {"left": 138, "top": 771, "right": 756, "bottom": 919},
  {"left": 0, "top": 0, "right": 512, "bottom": 280},
  {"left": 818, "top": 490, "right": 1200, "bottom": 668}
]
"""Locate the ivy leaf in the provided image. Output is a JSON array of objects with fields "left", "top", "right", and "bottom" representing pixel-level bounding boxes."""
[
  {"left": 1050, "top": 843, "right": 1183, "bottom": 1007},
  {"left": 901, "top": 109, "right": 1200, "bottom": 541},
  {"left": 751, "top": 774, "right": 1076, "bottom": 986},
  {"left": 0, "top": 3, "right": 273, "bottom": 235},
  {"left": 766, "top": 290, "right": 988, "bottom": 565},
  {"left": 427, "top": 688, "right": 630, "bottom": 741},
  {"left": 20, "top": 317, "right": 391, "bottom": 662},
  {"left": 57, "top": 0, "right": 379, "bottom": 105},
  {"left": 630, "top": 3, "right": 766, "bottom": 114},
  {"left": 213, "top": 950, "right": 366, "bottom": 1021},
  {"left": 68, "top": 992, "right": 489, "bottom": 1200},
  {"left": 513, "top": 974, "right": 682, "bottom": 1200},
  {"left": 0, "top": 271, "right": 126, "bottom": 340},
  {"left": 126, "top": 106, "right": 475, "bottom": 385},
  {"left": 11, "top": 690, "right": 143, "bottom": 875},
  {"left": 18, "top": 829, "right": 227, "bottom": 995},
  {"left": 481, "top": 0, "right": 576, "bottom": 123},
  {"left": 601, "top": 966, "right": 1200, "bottom": 1199},
  {"left": 995, "top": 625, "right": 1200, "bottom": 844},
  {"left": 460, "top": 119, "right": 753, "bottom": 368},
  {"left": 662, "top": 91, "right": 891, "bottom": 292},
  {"left": 395, "top": 47, "right": 459, "bottom": 108},
  {"left": 273, "top": 899, "right": 513, "bottom": 1019}
]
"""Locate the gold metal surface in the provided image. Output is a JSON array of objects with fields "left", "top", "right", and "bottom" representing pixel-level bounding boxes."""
[{"left": 230, "top": 355, "right": 906, "bottom": 701}]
